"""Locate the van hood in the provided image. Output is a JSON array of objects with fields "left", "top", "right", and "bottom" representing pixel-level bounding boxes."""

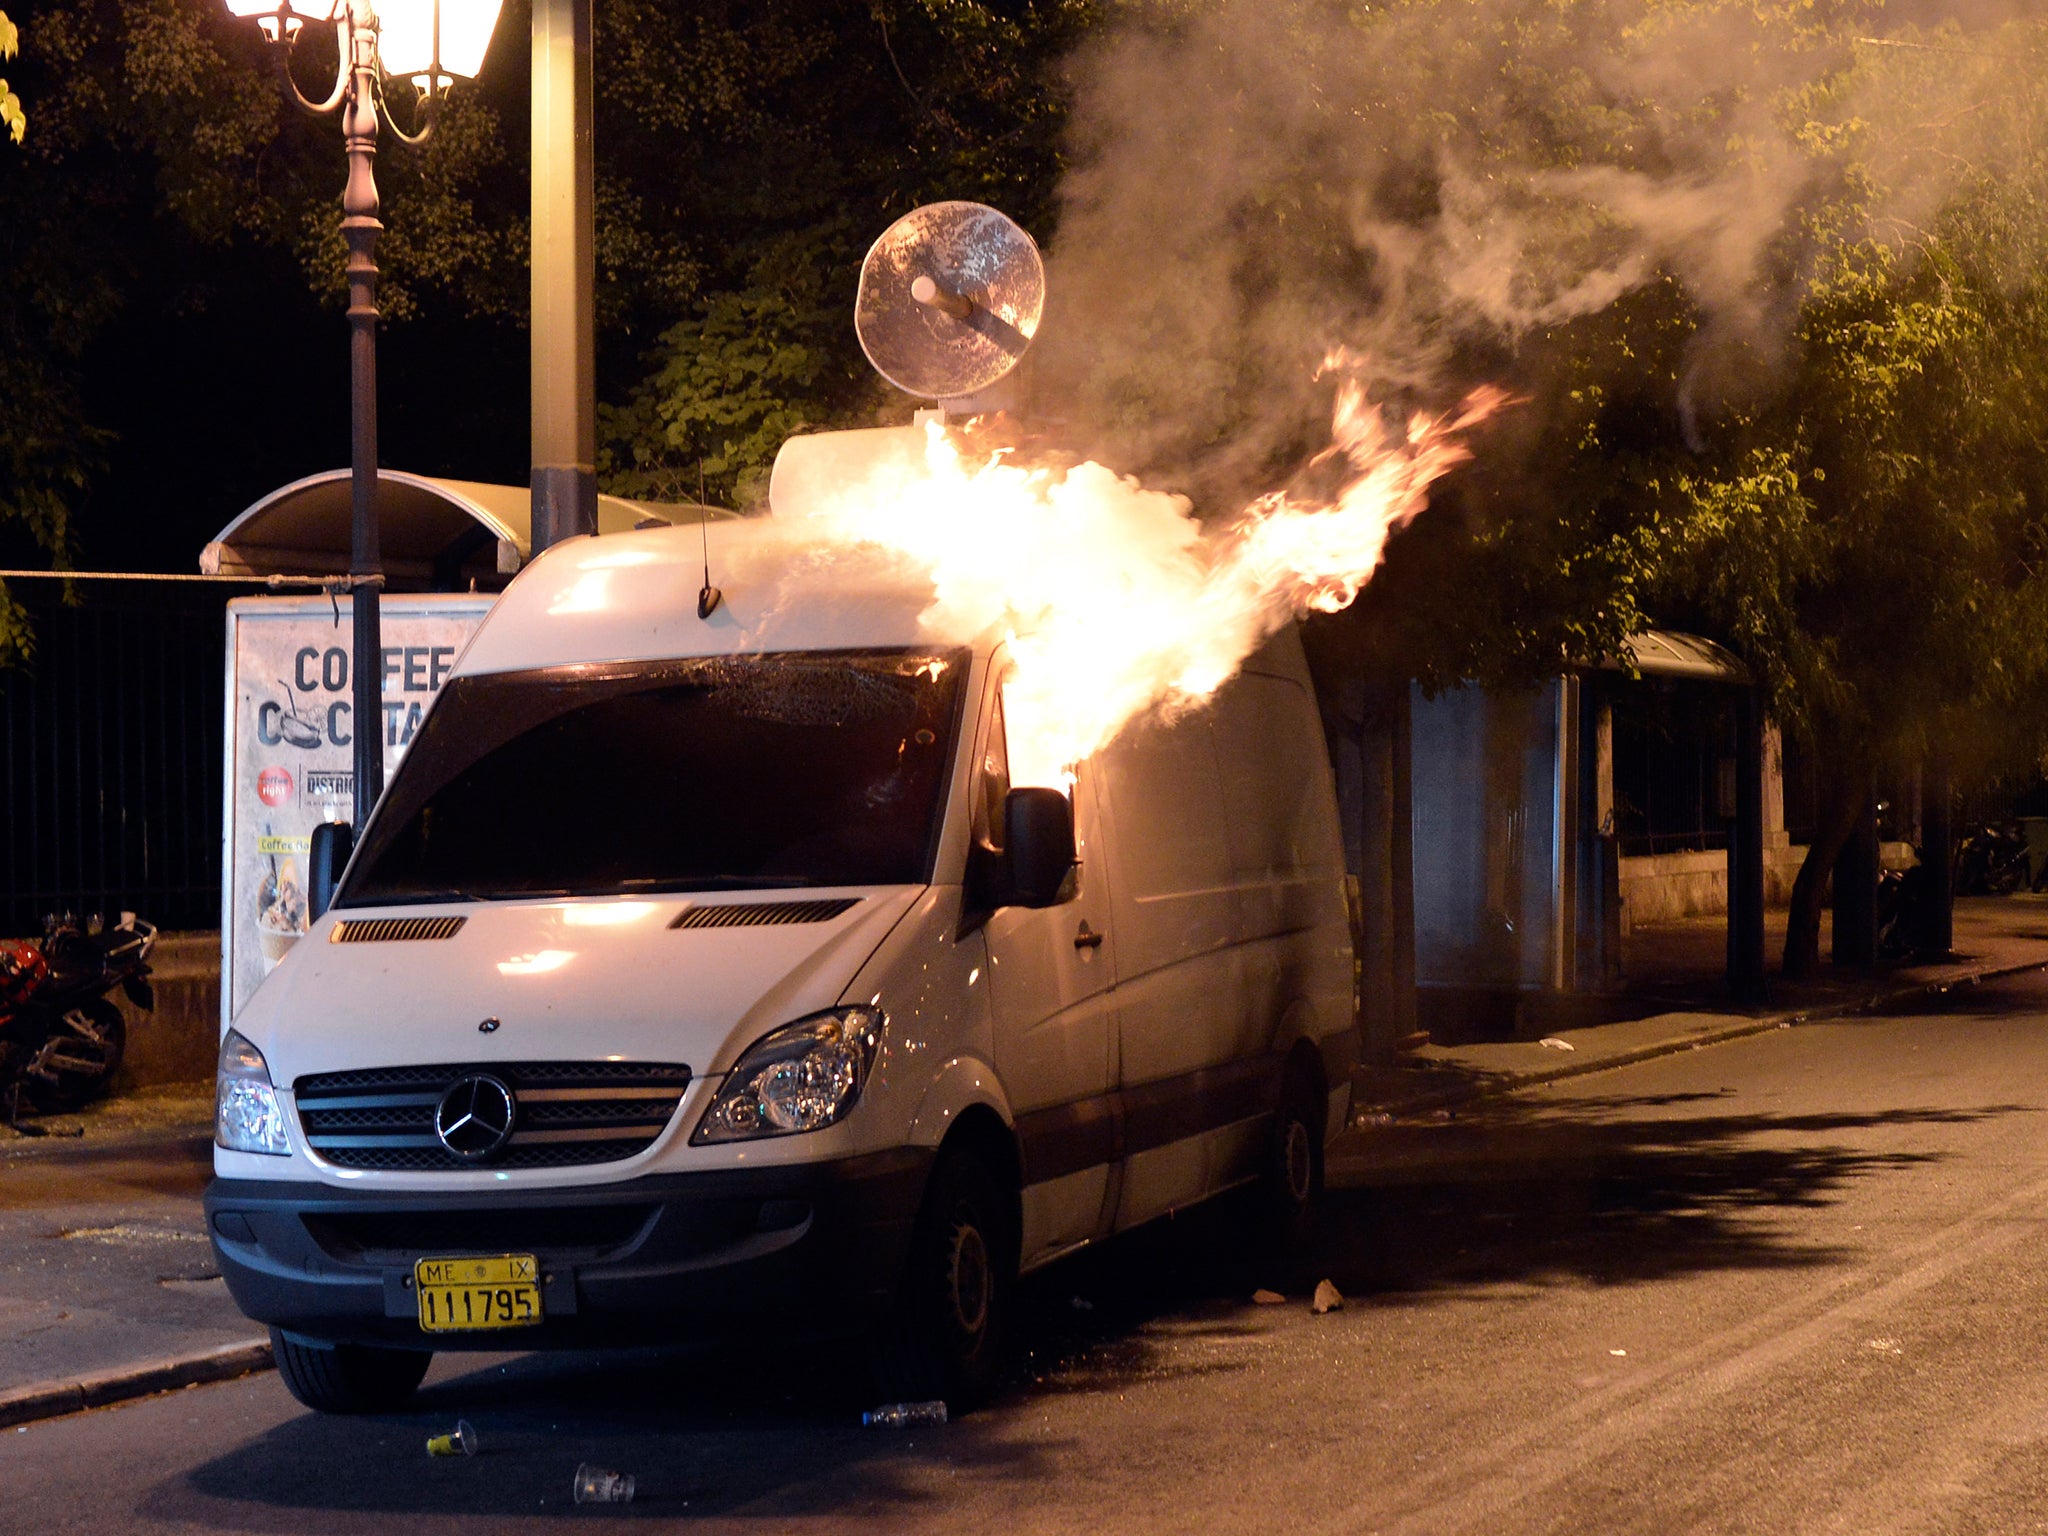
[{"left": 244, "top": 889, "right": 922, "bottom": 1089}]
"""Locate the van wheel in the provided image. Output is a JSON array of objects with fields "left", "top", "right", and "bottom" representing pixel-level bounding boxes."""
[
  {"left": 880, "top": 1146, "right": 1016, "bottom": 1410},
  {"left": 1254, "top": 1065, "right": 1325, "bottom": 1259},
  {"left": 270, "top": 1329, "right": 431, "bottom": 1414}
]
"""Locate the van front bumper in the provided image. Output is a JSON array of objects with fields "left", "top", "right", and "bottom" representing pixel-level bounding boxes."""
[{"left": 205, "top": 1149, "right": 931, "bottom": 1351}]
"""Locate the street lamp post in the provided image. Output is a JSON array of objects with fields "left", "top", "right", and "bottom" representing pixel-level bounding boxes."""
[{"left": 222, "top": 0, "right": 502, "bottom": 830}]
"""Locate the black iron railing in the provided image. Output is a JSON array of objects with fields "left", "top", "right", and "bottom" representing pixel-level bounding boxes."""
[
  {"left": 1, "top": 585, "right": 226, "bottom": 936},
  {"left": 1618, "top": 829, "right": 1731, "bottom": 859}
]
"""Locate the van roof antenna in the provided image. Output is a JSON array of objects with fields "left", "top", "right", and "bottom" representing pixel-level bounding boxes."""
[{"left": 695, "top": 462, "right": 723, "bottom": 619}]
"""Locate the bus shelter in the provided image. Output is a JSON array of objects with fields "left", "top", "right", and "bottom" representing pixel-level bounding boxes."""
[{"left": 204, "top": 470, "right": 734, "bottom": 1025}]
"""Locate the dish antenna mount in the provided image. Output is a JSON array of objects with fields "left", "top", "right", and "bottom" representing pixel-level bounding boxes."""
[{"left": 855, "top": 201, "right": 1044, "bottom": 407}]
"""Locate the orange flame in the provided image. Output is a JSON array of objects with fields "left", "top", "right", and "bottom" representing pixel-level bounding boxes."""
[{"left": 799, "top": 359, "right": 1507, "bottom": 787}]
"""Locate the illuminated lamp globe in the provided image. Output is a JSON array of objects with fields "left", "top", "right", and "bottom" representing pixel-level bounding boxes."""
[
  {"left": 221, "top": 0, "right": 340, "bottom": 44},
  {"left": 377, "top": 0, "right": 504, "bottom": 93}
]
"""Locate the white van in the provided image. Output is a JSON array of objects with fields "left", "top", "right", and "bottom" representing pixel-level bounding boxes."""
[{"left": 207, "top": 515, "right": 1356, "bottom": 1412}]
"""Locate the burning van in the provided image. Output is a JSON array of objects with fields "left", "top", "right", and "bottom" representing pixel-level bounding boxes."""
[
  {"left": 204, "top": 504, "right": 1357, "bottom": 1411},
  {"left": 199, "top": 199, "right": 1509, "bottom": 1412}
]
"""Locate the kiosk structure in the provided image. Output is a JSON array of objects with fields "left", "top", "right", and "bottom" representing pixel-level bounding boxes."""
[{"left": 204, "top": 469, "right": 728, "bottom": 1025}]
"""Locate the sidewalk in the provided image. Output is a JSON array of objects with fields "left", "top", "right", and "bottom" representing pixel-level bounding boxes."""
[
  {"left": 1347, "top": 893, "right": 2048, "bottom": 1122},
  {"left": 0, "top": 1084, "right": 267, "bottom": 1427}
]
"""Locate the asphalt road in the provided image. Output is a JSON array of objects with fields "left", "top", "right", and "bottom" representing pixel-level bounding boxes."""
[{"left": 15, "top": 973, "right": 2048, "bottom": 1533}]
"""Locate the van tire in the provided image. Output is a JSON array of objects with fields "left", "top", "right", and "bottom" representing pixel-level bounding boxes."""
[
  {"left": 270, "top": 1329, "right": 432, "bottom": 1414},
  {"left": 879, "top": 1145, "right": 1016, "bottom": 1410},
  {"left": 1253, "top": 1063, "right": 1325, "bottom": 1259}
]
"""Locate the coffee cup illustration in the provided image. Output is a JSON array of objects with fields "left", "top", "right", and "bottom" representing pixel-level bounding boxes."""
[{"left": 257, "top": 852, "right": 308, "bottom": 970}]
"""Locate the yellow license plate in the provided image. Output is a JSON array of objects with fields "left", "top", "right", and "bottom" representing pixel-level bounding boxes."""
[{"left": 414, "top": 1254, "right": 543, "bottom": 1333}]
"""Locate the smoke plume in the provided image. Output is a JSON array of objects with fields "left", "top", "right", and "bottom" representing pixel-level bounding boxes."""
[
  {"left": 1030, "top": 0, "right": 2031, "bottom": 498},
  {"left": 758, "top": 1, "right": 2041, "bottom": 785}
]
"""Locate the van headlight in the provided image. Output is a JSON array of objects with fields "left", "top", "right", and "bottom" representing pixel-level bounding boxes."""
[
  {"left": 693, "top": 1007, "right": 885, "bottom": 1143},
  {"left": 215, "top": 1029, "right": 291, "bottom": 1156}
]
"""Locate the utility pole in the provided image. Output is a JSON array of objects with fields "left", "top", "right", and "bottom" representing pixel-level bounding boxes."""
[
  {"left": 341, "top": 0, "right": 386, "bottom": 827},
  {"left": 530, "top": 0, "right": 596, "bottom": 553}
]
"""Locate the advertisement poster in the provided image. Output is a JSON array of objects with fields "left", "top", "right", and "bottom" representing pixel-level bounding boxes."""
[{"left": 223, "top": 594, "right": 493, "bottom": 1027}]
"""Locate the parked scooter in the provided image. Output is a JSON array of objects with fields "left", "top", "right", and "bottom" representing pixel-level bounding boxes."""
[
  {"left": 1876, "top": 856, "right": 1934, "bottom": 959},
  {"left": 1952, "top": 821, "right": 2036, "bottom": 896},
  {"left": 0, "top": 912, "right": 155, "bottom": 1120}
]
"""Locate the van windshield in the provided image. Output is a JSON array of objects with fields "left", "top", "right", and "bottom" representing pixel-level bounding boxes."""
[{"left": 338, "top": 649, "right": 968, "bottom": 906}]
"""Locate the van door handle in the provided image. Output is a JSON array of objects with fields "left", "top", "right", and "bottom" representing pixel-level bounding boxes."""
[{"left": 1074, "top": 922, "right": 1104, "bottom": 951}]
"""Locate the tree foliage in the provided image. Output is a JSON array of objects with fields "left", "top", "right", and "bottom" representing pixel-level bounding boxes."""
[
  {"left": 1630, "top": 21, "right": 2048, "bottom": 969},
  {"left": 0, "top": 10, "right": 24, "bottom": 144},
  {"left": 8, "top": 0, "right": 2048, "bottom": 957},
  {"left": 596, "top": 0, "right": 1100, "bottom": 506},
  {"left": 0, "top": 0, "right": 1103, "bottom": 658}
]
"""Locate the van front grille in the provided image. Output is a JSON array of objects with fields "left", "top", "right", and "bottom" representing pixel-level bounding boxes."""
[{"left": 293, "top": 1061, "right": 691, "bottom": 1171}]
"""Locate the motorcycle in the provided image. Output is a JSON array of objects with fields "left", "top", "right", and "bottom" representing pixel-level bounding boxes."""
[
  {"left": 1, "top": 911, "right": 155, "bottom": 1121},
  {"left": 1876, "top": 856, "right": 1934, "bottom": 959},
  {"left": 1952, "top": 821, "right": 2036, "bottom": 896}
]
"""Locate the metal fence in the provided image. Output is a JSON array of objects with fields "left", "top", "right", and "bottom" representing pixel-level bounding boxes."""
[{"left": 1, "top": 584, "right": 226, "bottom": 936}]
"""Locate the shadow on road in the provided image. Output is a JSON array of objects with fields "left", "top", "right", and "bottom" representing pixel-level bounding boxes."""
[
  {"left": 1023, "top": 1094, "right": 2033, "bottom": 1367},
  {"left": 1319, "top": 1098, "right": 2027, "bottom": 1300},
  {"left": 151, "top": 1087, "right": 2033, "bottom": 1524}
]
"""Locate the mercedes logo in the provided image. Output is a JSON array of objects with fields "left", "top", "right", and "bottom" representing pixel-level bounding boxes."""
[{"left": 434, "top": 1075, "right": 516, "bottom": 1162}]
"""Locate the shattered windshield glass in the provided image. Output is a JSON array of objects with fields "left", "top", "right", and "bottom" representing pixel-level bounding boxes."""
[{"left": 338, "top": 649, "right": 967, "bottom": 905}]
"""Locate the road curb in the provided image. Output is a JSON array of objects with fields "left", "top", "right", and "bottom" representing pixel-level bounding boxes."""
[
  {"left": 1356, "top": 955, "right": 2048, "bottom": 1122},
  {"left": 0, "top": 1338, "right": 273, "bottom": 1429}
]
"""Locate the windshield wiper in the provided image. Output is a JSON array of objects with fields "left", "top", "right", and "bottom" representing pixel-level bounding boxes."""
[
  {"left": 617, "top": 874, "right": 819, "bottom": 892},
  {"left": 352, "top": 876, "right": 822, "bottom": 906},
  {"left": 349, "top": 886, "right": 577, "bottom": 906},
  {"left": 347, "top": 887, "right": 487, "bottom": 906}
]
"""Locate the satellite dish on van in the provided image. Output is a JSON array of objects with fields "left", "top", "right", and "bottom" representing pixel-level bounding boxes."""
[{"left": 855, "top": 201, "right": 1044, "bottom": 403}]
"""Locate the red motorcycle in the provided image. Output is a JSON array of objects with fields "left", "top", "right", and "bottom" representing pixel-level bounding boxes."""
[{"left": 1, "top": 912, "right": 155, "bottom": 1120}]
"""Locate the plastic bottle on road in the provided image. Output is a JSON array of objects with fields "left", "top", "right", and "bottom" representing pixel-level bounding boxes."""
[{"left": 863, "top": 1400, "right": 948, "bottom": 1428}]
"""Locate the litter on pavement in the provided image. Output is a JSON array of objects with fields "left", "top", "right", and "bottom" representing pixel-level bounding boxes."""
[
  {"left": 572, "top": 1464, "right": 636, "bottom": 1504},
  {"left": 863, "top": 1401, "right": 948, "bottom": 1428},
  {"left": 425, "top": 1419, "right": 477, "bottom": 1457}
]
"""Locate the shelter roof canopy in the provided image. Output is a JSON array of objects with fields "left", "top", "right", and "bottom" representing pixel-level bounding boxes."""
[
  {"left": 199, "top": 469, "right": 734, "bottom": 588},
  {"left": 1603, "top": 631, "right": 1750, "bottom": 685}
]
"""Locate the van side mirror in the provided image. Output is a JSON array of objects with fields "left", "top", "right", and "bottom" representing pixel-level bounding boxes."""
[
  {"left": 309, "top": 821, "right": 355, "bottom": 921},
  {"left": 999, "top": 788, "right": 1077, "bottom": 909}
]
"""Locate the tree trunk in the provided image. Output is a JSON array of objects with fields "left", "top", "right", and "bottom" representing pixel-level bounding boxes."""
[
  {"left": 1919, "top": 750, "right": 1954, "bottom": 959},
  {"left": 1783, "top": 764, "right": 1871, "bottom": 979},
  {"left": 1832, "top": 785, "right": 1880, "bottom": 968}
]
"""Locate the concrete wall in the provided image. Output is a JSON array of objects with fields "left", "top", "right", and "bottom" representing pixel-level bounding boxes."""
[
  {"left": 114, "top": 930, "right": 219, "bottom": 1088},
  {"left": 1619, "top": 844, "right": 1805, "bottom": 929},
  {"left": 1618, "top": 841, "right": 1917, "bottom": 930}
]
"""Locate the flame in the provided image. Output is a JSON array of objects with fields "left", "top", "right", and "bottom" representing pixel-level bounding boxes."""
[{"left": 798, "top": 357, "right": 1507, "bottom": 788}]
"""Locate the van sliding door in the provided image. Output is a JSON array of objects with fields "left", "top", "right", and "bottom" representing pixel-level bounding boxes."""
[
  {"left": 1096, "top": 709, "right": 1248, "bottom": 1230},
  {"left": 978, "top": 678, "right": 1120, "bottom": 1269}
]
